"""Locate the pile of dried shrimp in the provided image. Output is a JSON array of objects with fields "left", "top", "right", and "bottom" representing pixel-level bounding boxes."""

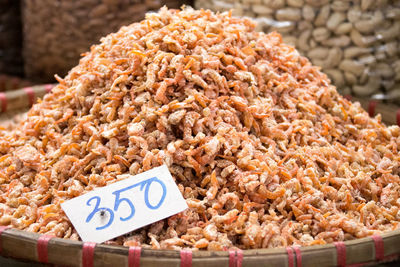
[{"left": 1, "top": 7, "right": 400, "bottom": 250}]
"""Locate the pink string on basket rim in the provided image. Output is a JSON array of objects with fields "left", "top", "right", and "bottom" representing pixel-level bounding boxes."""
[
  {"left": 334, "top": 241, "right": 346, "bottom": 267},
  {"left": 180, "top": 249, "right": 192, "bottom": 267},
  {"left": 82, "top": 242, "right": 97, "bottom": 267},
  {"left": 228, "top": 249, "right": 243, "bottom": 267},
  {"left": 371, "top": 235, "right": 384, "bottom": 262},
  {"left": 0, "top": 92, "right": 7, "bottom": 113},
  {"left": 292, "top": 246, "right": 302, "bottom": 267},
  {"left": 23, "top": 87, "right": 36, "bottom": 107},
  {"left": 229, "top": 250, "right": 236, "bottom": 267},
  {"left": 37, "top": 235, "right": 53, "bottom": 263},
  {"left": 236, "top": 249, "right": 243, "bottom": 267},
  {"left": 128, "top": 246, "right": 141, "bottom": 267},
  {"left": 286, "top": 247, "right": 294, "bottom": 267}
]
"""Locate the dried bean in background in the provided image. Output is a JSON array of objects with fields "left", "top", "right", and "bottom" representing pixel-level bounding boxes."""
[{"left": 195, "top": 0, "right": 400, "bottom": 103}]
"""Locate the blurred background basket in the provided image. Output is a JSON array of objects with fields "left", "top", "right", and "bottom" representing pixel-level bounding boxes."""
[
  {"left": 1, "top": 0, "right": 192, "bottom": 85},
  {"left": 22, "top": 0, "right": 191, "bottom": 83},
  {"left": 0, "top": 0, "right": 23, "bottom": 77}
]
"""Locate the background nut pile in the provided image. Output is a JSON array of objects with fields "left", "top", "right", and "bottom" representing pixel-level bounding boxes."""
[
  {"left": 195, "top": 0, "right": 400, "bottom": 101},
  {"left": 23, "top": 0, "right": 188, "bottom": 82},
  {"left": 0, "top": 0, "right": 23, "bottom": 76}
]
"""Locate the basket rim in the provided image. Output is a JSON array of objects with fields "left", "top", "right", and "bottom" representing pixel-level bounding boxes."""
[
  {"left": 2, "top": 226, "right": 400, "bottom": 256},
  {"left": 1, "top": 226, "right": 400, "bottom": 266}
]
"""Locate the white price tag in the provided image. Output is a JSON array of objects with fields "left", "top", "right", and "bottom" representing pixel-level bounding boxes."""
[{"left": 61, "top": 165, "right": 188, "bottom": 243}]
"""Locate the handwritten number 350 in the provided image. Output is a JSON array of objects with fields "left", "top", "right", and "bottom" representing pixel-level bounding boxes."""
[{"left": 85, "top": 177, "right": 167, "bottom": 230}]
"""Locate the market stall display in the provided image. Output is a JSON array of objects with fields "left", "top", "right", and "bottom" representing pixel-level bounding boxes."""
[
  {"left": 1, "top": 6, "right": 400, "bottom": 267},
  {"left": 195, "top": 0, "right": 400, "bottom": 102},
  {"left": 3, "top": 6, "right": 400, "bottom": 250}
]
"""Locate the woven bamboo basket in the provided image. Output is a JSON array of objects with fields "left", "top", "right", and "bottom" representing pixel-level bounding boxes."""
[{"left": 1, "top": 85, "right": 400, "bottom": 267}]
